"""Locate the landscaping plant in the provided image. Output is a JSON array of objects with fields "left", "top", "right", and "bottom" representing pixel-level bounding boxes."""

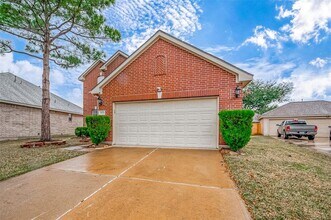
[
  {"left": 74, "top": 127, "right": 89, "bottom": 137},
  {"left": 86, "top": 115, "right": 110, "bottom": 145},
  {"left": 219, "top": 109, "right": 254, "bottom": 151}
]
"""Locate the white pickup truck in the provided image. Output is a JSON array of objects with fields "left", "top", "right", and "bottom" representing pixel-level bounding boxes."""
[{"left": 276, "top": 120, "right": 318, "bottom": 140}]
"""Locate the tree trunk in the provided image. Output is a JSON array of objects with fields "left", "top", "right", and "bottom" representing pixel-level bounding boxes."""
[{"left": 40, "top": 41, "right": 51, "bottom": 141}]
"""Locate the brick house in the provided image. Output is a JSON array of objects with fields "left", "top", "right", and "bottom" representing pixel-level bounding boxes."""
[
  {"left": 0, "top": 72, "right": 83, "bottom": 140},
  {"left": 79, "top": 30, "right": 253, "bottom": 149}
]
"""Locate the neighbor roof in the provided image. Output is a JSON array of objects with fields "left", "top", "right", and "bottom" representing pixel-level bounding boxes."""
[
  {"left": 91, "top": 30, "right": 253, "bottom": 94},
  {"left": 260, "top": 101, "right": 331, "bottom": 118},
  {"left": 0, "top": 72, "right": 82, "bottom": 115}
]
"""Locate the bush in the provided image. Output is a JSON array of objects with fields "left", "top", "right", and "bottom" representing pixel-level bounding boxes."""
[
  {"left": 219, "top": 110, "right": 254, "bottom": 151},
  {"left": 86, "top": 115, "right": 111, "bottom": 145},
  {"left": 75, "top": 127, "right": 89, "bottom": 137}
]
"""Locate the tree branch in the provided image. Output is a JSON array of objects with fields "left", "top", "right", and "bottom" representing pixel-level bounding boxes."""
[
  {"left": 22, "top": 0, "right": 45, "bottom": 34},
  {"left": 50, "top": 0, "right": 83, "bottom": 42},
  {"left": 1, "top": 43, "right": 43, "bottom": 60},
  {"left": 70, "top": 30, "right": 111, "bottom": 40},
  {"left": 0, "top": 27, "right": 43, "bottom": 43},
  {"left": 48, "top": 1, "right": 62, "bottom": 18}
]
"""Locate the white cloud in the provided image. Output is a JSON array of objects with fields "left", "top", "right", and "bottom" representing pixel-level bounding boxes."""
[
  {"left": 275, "top": 5, "right": 294, "bottom": 20},
  {"left": 283, "top": 67, "right": 331, "bottom": 101},
  {"left": 238, "top": 57, "right": 331, "bottom": 101},
  {"left": 203, "top": 45, "right": 235, "bottom": 55},
  {"left": 106, "top": 0, "right": 202, "bottom": 53},
  {"left": 243, "top": 26, "right": 285, "bottom": 49},
  {"left": 0, "top": 53, "right": 42, "bottom": 85},
  {"left": 276, "top": 0, "right": 331, "bottom": 43},
  {"left": 309, "top": 57, "right": 328, "bottom": 68},
  {"left": 236, "top": 58, "right": 296, "bottom": 80},
  {"left": 0, "top": 53, "right": 66, "bottom": 87}
]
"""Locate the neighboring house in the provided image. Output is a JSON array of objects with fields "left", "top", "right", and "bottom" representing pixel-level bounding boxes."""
[
  {"left": 0, "top": 72, "right": 83, "bottom": 140},
  {"left": 260, "top": 101, "right": 331, "bottom": 138},
  {"left": 79, "top": 30, "right": 253, "bottom": 149}
]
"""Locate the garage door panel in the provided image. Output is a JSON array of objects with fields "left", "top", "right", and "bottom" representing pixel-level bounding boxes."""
[
  {"left": 174, "top": 113, "right": 186, "bottom": 121},
  {"left": 201, "top": 112, "right": 215, "bottom": 121},
  {"left": 139, "top": 135, "right": 149, "bottom": 144},
  {"left": 139, "top": 114, "right": 148, "bottom": 122},
  {"left": 161, "top": 124, "right": 173, "bottom": 132},
  {"left": 114, "top": 98, "right": 218, "bottom": 148},
  {"left": 200, "top": 125, "right": 214, "bottom": 133},
  {"left": 174, "top": 125, "right": 185, "bottom": 132}
]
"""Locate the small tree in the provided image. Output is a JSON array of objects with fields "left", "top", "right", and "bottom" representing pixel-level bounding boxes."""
[
  {"left": 243, "top": 80, "right": 293, "bottom": 114},
  {"left": 219, "top": 110, "right": 254, "bottom": 152},
  {"left": 75, "top": 127, "right": 89, "bottom": 137},
  {"left": 0, "top": 0, "right": 120, "bottom": 141},
  {"left": 86, "top": 115, "right": 110, "bottom": 145}
]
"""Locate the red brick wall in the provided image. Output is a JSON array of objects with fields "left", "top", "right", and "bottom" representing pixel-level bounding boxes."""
[
  {"left": 83, "top": 61, "right": 103, "bottom": 117},
  {"left": 99, "top": 39, "right": 243, "bottom": 145},
  {"left": 83, "top": 55, "right": 127, "bottom": 118},
  {"left": 103, "top": 54, "right": 127, "bottom": 77}
]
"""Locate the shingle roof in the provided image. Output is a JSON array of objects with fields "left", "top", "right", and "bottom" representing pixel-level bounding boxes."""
[
  {"left": 253, "top": 113, "right": 260, "bottom": 122},
  {"left": 261, "top": 101, "right": 331, "bottom": 118},
  {"left": 0, "top": 72, "right": 82, "bottom": 115}
]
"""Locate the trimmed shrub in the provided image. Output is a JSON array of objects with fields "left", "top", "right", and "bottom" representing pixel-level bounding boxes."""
[
  {"left": 75, "top": 127, "right": 89, "bottom": 137},
  {"left": 86, "top": 115, "right": 111, "bottom": 145},
  {"left": 219, "top": 110, "right": 254, "bottom": 151}
]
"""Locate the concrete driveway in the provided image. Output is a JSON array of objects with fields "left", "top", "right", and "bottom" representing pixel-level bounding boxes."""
[
  {"left": 0, "top": 147, "right": 250, "bottom": 220},
  {"left": 276, "top": 137, "right": 331, "bottom": 155}
]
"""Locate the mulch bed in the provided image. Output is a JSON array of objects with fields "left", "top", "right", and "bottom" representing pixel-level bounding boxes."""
[
  {"left": 21, "top": 140, "right": 66, "bottom": 148},
  {"left": 79, "top": 137, "right": 90, "bottom": 142}
]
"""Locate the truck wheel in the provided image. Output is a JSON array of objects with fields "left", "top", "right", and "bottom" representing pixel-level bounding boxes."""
[
  {"left": 277, "top": 132, "right": 281, "bottom": 137},
  {"left": 308, "top": 136, "right": 315, "bottom": 140},
  {"left": 284, "top": 133, "right": 289, "bottom": 139}
]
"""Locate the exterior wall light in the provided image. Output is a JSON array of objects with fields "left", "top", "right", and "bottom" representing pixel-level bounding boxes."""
[
  {"left": 97, "top": 96, "right": 103, "bottom": 106},
  {"left": 156, "top": 87, "right": 162, "bottom": 99},
  {"left": 235, "top": 86, "right": 241, "bottom": 98}
]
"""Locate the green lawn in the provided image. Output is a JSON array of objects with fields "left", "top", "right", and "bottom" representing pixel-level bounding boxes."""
[
  {"left": 0, "top": 136, "right": 86, "bottom": 181},
  {"left": 225, "top": 136, "right": 331, "bottom": 220}
]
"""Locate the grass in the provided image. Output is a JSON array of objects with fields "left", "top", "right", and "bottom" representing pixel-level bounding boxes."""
[
  {"left": 224, "top": 136, "right": 331, "bottom": 220},
  {"left": 0, "top": 136, "right": 87, "bottom": 181}
]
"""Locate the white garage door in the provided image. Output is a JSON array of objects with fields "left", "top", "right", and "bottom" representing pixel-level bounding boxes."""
[{"left": 113, "top": 98, "right": 218, "bottom": 148}]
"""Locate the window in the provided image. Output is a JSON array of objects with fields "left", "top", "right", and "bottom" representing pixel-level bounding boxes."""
[
  {"left": 286, "top": 120, "right": 306, "bottom": 125},
  {"left": 68, "top": 114, "right": 72, "bottom": 122},
  {"left": 154, "top": 55, "right": 166, "bottom": 76}
]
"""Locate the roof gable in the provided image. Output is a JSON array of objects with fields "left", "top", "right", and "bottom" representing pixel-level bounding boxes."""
[
  {"left": 100, "top": 50, "right": 128, "bottom": 70},
  {"left": 91, "top": 30, "right": 253, "bottom": 94},
  {"left": 78, "top": 60, "right": 104, "bottom": 81}
]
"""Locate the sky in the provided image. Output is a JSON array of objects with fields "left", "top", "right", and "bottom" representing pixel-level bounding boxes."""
[{"left": 0, "top": 0, "right": 330, "bottom": 107}]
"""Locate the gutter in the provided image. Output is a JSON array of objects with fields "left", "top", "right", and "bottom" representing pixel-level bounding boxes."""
[{"left": 260, "top": 115, "right": 331, "bottom": 119}]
